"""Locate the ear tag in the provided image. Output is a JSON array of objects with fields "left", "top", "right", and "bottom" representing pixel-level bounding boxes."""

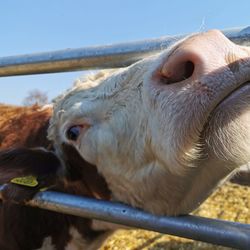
[{"left": 10, "top": 176, "right": 38, "bottom": 187}]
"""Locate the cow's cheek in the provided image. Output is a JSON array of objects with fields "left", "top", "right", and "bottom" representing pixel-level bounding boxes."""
[
  {"left": 77, "top": 125, "right": 117, "bottom": 167},
  {"left": 142, "top": 80, "right": 199, "bottom": 174},
  {"left": 76, "top": 129, "right": 99, "bottom": 166}
]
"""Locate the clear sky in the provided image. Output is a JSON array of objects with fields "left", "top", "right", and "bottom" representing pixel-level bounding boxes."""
[{"left": 1, "top": 0, "right": 250, "bottom": 105}]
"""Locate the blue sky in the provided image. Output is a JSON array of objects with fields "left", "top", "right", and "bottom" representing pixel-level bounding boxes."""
[{"left": 1, "top": 0, "right": 250, "bottom": 105}]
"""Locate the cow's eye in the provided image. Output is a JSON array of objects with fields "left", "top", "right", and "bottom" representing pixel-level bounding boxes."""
[{"left": 66, "top": 125, "right": 82, "bottom": 141}]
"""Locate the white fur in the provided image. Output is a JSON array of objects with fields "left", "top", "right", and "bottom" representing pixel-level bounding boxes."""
[
  {"left": 36, "top": 237, "right": 55, "bottom": 250},
  {"left": 48, "top": 30, "right": 250, "bottom": 216},
  {"left": 65, "top": 227, "right": 86, "bottom": 250},
  {"left": 65, "top": 226, "right": 112, "bottom": 250},
  {"left": 38, "top": 104, "right": 53, "bottom": 111}
]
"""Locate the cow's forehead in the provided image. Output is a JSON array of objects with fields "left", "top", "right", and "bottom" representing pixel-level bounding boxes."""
[
  {"left": 47, "top": 69, "right": 120, "bottom": 141},
  {"left": 53, "top": 69, "right": 117, "bottom": 106},
  {"left": 47, "top": 48, "right": 169, "bottom": 144}
]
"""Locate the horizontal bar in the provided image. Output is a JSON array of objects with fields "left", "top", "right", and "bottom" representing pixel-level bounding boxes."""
[
  {"left": 0, "top": 26, "right": 250, "bottom": 76},
  {"left": 1, "top": 186, "right": 249, "bottom": 248}
]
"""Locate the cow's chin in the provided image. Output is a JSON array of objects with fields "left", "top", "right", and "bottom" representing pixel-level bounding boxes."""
[{"left": 201, "top": 81, "right": 250, "bottom": 167}]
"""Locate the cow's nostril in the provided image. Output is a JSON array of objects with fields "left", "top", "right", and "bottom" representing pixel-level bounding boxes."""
[
  {"left": 184, "top": 61, "right": 195, "bottom": 80},
  {"left": 161, "top": 60, "right": 195, "bottom": 85}
]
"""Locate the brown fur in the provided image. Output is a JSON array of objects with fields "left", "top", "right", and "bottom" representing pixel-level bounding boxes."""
[
  {"left": 0, "top": 104, "right": 111, "bottom": 250},
  {"left": 0, "top": 104, "right": 52, "bottom": 149}
]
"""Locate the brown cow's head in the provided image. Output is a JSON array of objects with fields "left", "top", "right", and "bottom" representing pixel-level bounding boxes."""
[
  {"left": 0, "top": 104, "right": 110, "bottom": 204},
  {"left": 48, "top": 30, "right": 250, "bottom": 215}
]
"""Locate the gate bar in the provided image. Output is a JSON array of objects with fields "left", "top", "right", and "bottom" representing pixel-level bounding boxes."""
[
  {"left": 0, "top": 26, "right": 250, "bottom": 76},
  {"left": 1, "top": 188, "right": 249, "bottom": 249}
]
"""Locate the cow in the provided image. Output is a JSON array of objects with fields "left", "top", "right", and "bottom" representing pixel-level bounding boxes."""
[
  {"left": 0, "top": 30, "right": 250, "bottom": 249},
  {"left": 0, "top": 104, "right": 112, "bottom": 250},
  {"left": 48, "top": 29, "right": 250, "bottom": 216}
]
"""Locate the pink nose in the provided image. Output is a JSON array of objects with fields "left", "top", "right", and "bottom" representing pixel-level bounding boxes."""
[{"left": 160, "top": 30, "right": 250, "bottom": 84}]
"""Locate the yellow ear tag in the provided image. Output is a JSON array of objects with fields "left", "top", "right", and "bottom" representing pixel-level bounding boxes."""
[{"left": 10, "top": 176, "right": 38, "bottom": 187}]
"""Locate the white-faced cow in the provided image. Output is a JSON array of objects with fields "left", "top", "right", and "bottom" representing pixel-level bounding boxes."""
[
  {"left": 49, "top": 30, "right": 250, "bottom": 215},
  {"left": 0, "top": 30, "right": 250, "bottom": 249}
]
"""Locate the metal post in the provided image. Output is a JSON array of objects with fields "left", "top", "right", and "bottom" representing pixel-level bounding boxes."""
[
  {"left": 1, "top": 188, "right": 248, "bottom": 249},
  {"left": 0, "top": 26, "right": 249, "bottom": 76}
]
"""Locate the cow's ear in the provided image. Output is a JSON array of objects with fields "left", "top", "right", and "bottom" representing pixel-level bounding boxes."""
[{"left": 0, "top": 148, "right": 61, "bottom": 203}]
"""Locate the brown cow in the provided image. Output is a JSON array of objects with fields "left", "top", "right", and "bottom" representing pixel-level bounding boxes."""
[{"left": 0, "top": 104, "right": 111, "bottom": 250}]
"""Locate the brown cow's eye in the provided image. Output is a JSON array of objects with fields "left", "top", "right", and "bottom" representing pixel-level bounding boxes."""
[{"left": 66, "top": 126, "right": 81, "bottom": 141}]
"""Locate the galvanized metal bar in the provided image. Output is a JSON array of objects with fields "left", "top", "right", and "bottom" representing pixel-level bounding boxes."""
[
  {"left": 0, "top": 26, "right": 250, "bottom": 77},
  {"left": 1, "top": 188, "right": 248, "bottom": 248}
]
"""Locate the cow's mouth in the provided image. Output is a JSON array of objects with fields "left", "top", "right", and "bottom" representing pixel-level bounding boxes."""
[
  {"left": 199, "top": 80, "right": 250, "bottom": 136},
  {"left": 214, "top": 81, "right": 250, "bottom": 111},
  {"left": 200, "top": 80, "right": 250, "bottom": 151}
]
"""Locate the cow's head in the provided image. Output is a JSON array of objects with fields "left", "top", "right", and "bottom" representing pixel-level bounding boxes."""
[{"left": 48, "top": 30, "right": 250, "bottom": 215}]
